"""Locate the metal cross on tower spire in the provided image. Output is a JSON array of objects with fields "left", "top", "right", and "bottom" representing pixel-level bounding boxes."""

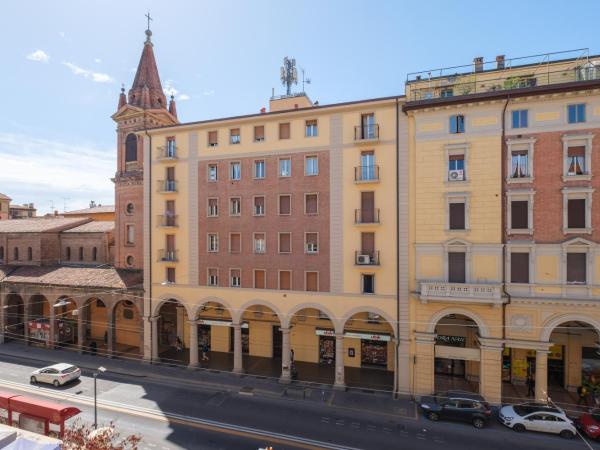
[{"left": 145, "top": 11, "right": 153, "bottom": 31}]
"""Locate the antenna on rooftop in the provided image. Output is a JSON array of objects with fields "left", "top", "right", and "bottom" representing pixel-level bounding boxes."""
[
  {"left": 280, "top": 57, "right": 298, "bottom": 96},
  {"left": 301, "top": 68, "right": 311, "bottom": 93}
]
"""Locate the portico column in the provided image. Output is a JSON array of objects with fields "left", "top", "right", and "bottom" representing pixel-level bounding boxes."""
[
  {"left": 24, "top": 300, "right": 30, "bottom": 344},
  {"left": 334, "top": 333, "right": 345, "bottom": 389},
  {"left": 188, "top": 320, "right": 199, "bottom": 368},
  {"left": 414, "top": 332, "right": 436, "bottom": 397},
  {"left": 479, "top": 340, "right": 504, "bottom": 405},
  {"left": 279, "top": 327, "right": 291, "bottom": 383},
  {"left": 233, "top": 323, "right": 244, "bottom": 373},
  {"left": 535, "top": 350, "right": 549, "bottom": 403},
  {"left": 106, "top": 310, "right": 114, "bottom": 358},
  {"left": 77, "top": 309, "right": 85, "bottom": 353},
  {"left": 48, "top": 305, "right": 55, "bottom": 349},
  {"left": 0, "top": 291, "right": 5, "bottom": 345},
  {"left": 151, "top": 316, "right": 159, "bottom": 361}
]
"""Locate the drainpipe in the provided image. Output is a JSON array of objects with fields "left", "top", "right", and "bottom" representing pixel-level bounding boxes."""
[
  {"left": 394, "top": 97, "right": 400, "bottom": 398},
  {"left": 144, "top": 126, "right": 153, "bottom": 363},
  {"left": 501, "top": 96, "right": 512, "bottom": 343}
]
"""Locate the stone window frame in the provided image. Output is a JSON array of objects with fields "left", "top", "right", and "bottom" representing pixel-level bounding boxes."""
[
  {"left": 562, "top": 133, "right": 594, "bottom": 182},
  {"left": 126, "top": 255, "right": 135, "bottom": 267},
  {"left": 207, "top": 197, "right": 219, "bottom": 217},
  {"left": 443, "top": 239, "right": 472, "bottom": 283},
  {"left": 304, "top": 231, "right": 320, "bottom": 254},
  {"left": 506, "top": 188, "right": 535, "bottom": 235},
  {"left": 207, "top": 267, "right": 219, "bottom": 287},
  {"left": 278, "top": 270, "right": 293, "bottom": 290},
  {"left": 278, "top": 193, "right": 292, "bottom": 215},
  {"left": 278, "top": 157, "right": 292, "bottom": 178},
  {"left": 304, "top": 270, "right": 320, "bottom": 292},
  {"left": 505, "top": 241, "right": 535, "bottom": 284},
  {"left": 228, "top": 232, "right": 242, "bottom": 254},
  {"left": 445, "top": 192, "right": 470, "bottom": 232},
  {"left": 561, "top": 186, "right": 594, "bottom": 235},
  {"left": 278, "top": 232, "right": 292, "bottom": 254},
  {"left": 229, "top": 268, "right": 241, "bottom": 288},
  {"left": 444, "top": 142, "right": 469, "bottom": 184},
  {"left": 361, "top": 273, "right": 376, "bottom": 295},
  {"left": 252, "top": 269, "right": 267, "bottom": 289},
  {"left": 229, "top": 161, "right": 242, "bottom": 181},
  {"left": 207, "top": 233, "right": 219, "bottom": 253},
  {"left": 253, "top": 232, "right": 267, "bottom": 254},
  {"left": 207, "top": 163, "right": 218, "bottom": 182},
  {"left": 229, "top": 128, "right": 241, "bottom": 145},
  {"left": 125, "top": 224, "right": 135, "bottom": 246},
  {"left": 253, "top": 159, "right": 266, "bottom": 179},
  {"left": 304, "top": 155, "right": 319, "bottom": 176},
  {"left": 252, "top": 195, "right": 266, "bottom": 216},
  {"left": 561, "top": 238, "right": 596, "bottom": 286},
  {"left": 229, "top": 196, "right": 242, "bottom": 217},
  {"left": 304, "top": 192, "right": 319, "bottom": 215},
  {"left": 506, "top": 137, "right": 535, "bottom": 184}
]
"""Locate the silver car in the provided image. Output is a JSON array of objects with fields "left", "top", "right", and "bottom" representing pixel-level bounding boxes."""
[{"left": 30, "top": 363, "right": 81, "bottom": 387}]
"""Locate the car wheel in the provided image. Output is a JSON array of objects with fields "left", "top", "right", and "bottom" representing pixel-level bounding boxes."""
[
  {"left": 472, "top": 418, "right": 485, "bottom": 429},
  {"left": 427, "top": 412, "right": 440, "bottom": 421},
  {"left": 30, "top": 376, "right": 37, "bottom": 384},
  {"left": 513, "top": 424, "right": 525, "bottom": 433},
  {"left": 52, "top": 380, "right": 60, "bottom": 387},
  {"left": 560, "top": 430, "right": 574, "bottom": 439}
]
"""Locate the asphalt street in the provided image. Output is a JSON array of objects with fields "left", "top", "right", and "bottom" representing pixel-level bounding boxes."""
[{"left": 0, "top": 354, "right": 597, "bottom": 450}]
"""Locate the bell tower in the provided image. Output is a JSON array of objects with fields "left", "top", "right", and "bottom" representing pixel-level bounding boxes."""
[{"left": 111, "top": 21, "right": 178, "bottom": 270}]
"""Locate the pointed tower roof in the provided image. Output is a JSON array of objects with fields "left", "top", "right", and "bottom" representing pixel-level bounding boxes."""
[
  {"left": 168, "top": 94, "right": 178, "bottom": 119},
  {"left": 128, "top": 28, "right": 166, "bottom": 110},
  {"left": 117, "top": 85, "right": 127, "bottom": 110}
]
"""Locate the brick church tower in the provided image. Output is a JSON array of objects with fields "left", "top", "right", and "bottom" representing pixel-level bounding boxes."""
[{"left": 111, "top": 26, "right": 179, "bottom": 269}]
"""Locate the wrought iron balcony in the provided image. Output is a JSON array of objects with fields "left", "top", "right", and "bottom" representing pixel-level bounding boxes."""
[
  {"left": 157, "top": 145, "right": 178, "bottom": 160},
  {"left": 157, "top": 214, "right": 178, "bottom": 227},
  {"left": 354, "top": 124, "right": 379, "bottom": 141},
  {"left": 355, "top": 251, "right": 380, "bottom": 266},
  {"left": 157, "top": 180, "right": 177, "bottom": 193},
  {"left": 354, "top": 208, "right": 380, "bottom": 224},
  {"left": 419, "top": 281, "right": 505, "bottom": 307},
  {"left": 157, "top": 249, "right": 178, "bottom": 262},
  {"left": 354, "top": 165, "right": 380, "bottom": 183}
]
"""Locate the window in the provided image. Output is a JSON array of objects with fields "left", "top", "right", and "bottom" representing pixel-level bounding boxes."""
[
  {"left": 279, "top": 270, "right": 292, "bottom": 290},
  {"left": 567, "top": 253, "right": 586, "bottom": 284},
  {"left": 305, "top": 193, "right": 318, "bottom": 215},
  {"left": 279, "top": 158, "right": 291, "bottom": 177},
  {"left": 27, "top": 247, "right": 32, "bottom": 261},
  {"left": 166, "top": 137, "right": 176, "bottom": 157},
  {"left": 208, "top": 130, "right": 218, "bottom": 147},
  {"left": 165, "top": 167, "right": 176, "bottom": 191},
  {"left": 279, "top": 194, "right": 291, "bottom": 215},
  {"left": 305, "top": 271, "right": 318, "bottom": 292},
  {"left": 448, "top": 154, "right": 465, "bottom": 181},
  {"left": 359, "top": 191, "right": 376, "bottom": 223},
  {"left": 208, "top": 233, "right": 219, "bottom": 252},
  {"left": 126, "top": 225, "right": 135, "bottom": 244},
  {"left": 360, "top": 151, "right": 376, "bottom": 181},
  {"left": 512, "top": 110, "right": 528, "bottom": 129},
  {"left": 511, "top": 252, "right": 529, "bottom": 283},
  {"left": 305, "top": 232, "right": 318, "bottom": 253},
  {"left": 79, "top": 247, "right": 84, "bottom": 261},
  {"left": 92, "top": 247, "right": 97, "bottom": 261},
  {"left": 448, "top": 252, "right": 466, "bottom": 283},
  {"left": 126, "top": 255, "right": 134, "bottom": 267},
  {"left": 567, "top": 146, "right": 586, "bottom": 175},
  {"left": 362, "top": 274, "right": 375, "bottom": 294},
  {"left": 279, "top": 232, "right": 291, "bottom": 253},
  {"left": 126, "top": 203, "right": 134, "bottom": 215},
  {"left": 449, "top": 202, "right": 465, "bottom": 230},
  {"left": 253, "top": 196, "right": 265, "bottom": 216},
  {"left": 208, "top": 268, "right": 219, "bottom": 286},
  {"left": 305, "top": 120, "right": 318, "bottom": 137},
  {"left": 279, "top": 122, "right": 290, "bottom": 139},
  {"left": 254, "top": 125, "right": 265, "bottom": 142},
  {"left": 207, "top": 198, "right": 218, "bottom": 217},
  {"left": 568, "top": 103, "right": 586, "bottom": 124},
  {"left": 165, "top": 267, "right": 175, "bottom": 284},
  {"left": 230, "top": 269, "right": 241, "bottom": 287},
  {"left": 305, "top": 155, "right": 318, "bottom": 176},
  {"left": 511, "top": 200, "right": 529, "bottom": 230},
  {"left": 511, "top": 150, "right": 529, "bottom": 178},
  {"left": 449, "top": 114, "right": 465, "bottom": 134},
  {"left": 229, "top": 197, "right": 241, "bottom": 216},
  {"left": 208, "top": 164, "right": 218, "bottom": 181},
  {"left": 65, "top": 247, "right": 71, "bottom": 261},
  {"left": 230, "top": 128, "right": 240, "bottom": 144},
  {"left": 568, "top": 198, "right": 586, "bottom": 229},
  {"left": 254, "top": 160, "right": 265, "bottom": 179},
  {"left": 254, "top": 233, "right": 266, "bottom": 253},
  {"left": 360, "top": 113, "right": 376, "bottom": 139},
  {"left": 441, "top": 88, "right": 453, "bottom": 98},
  {"left": 229, "top": 233, "right": 241, "bottom": 253},
  {"left": 253, "top": 270, "right": 266, "bottom": 289},
  {"left": 125, "top": 133, "right": 137, "bottom": 162},
  {"left": 230, "top": 162, "right": 241, "bottom": 180}
]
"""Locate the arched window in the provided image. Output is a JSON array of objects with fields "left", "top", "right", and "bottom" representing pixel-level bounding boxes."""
[
  {"left": 0, "top": 246, "right": 4, "bottom": 260},
  {"left": 13, "top": 247, "right": 18, "bottom": 261},
  {"left": 79, "top": 247, "right": 84, "bottom": 261},
  {"left": 66, "top": 247, "right": 71, "bottom": 260},
  {"left": 125, "top": 134, "right": 138, "bottom": 162},
  {"left": 27, "top": 247, "right": 32, "bottom": 261},
  {"left": 92, "top": 247, "right": 97, "bottom": 261},
  {"left": 126, "top": 203, "right": 134, "bottom": 215}
]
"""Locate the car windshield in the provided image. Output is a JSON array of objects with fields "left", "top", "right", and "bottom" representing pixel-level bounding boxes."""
[
  {"left": 60, "top": 366, "right": 78, "bottom": 374},
  {"left": 513, "top": 404, "right": 558, "bottom": 416}
]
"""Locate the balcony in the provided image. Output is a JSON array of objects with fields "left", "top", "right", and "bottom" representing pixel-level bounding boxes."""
[
  {"left": 157, "top": 145, "right": 178, "bottom": 160},
  {"left": 157, "top": 214, "right": 178, "bottom": 227},
  {"left": 355, "top": 251, "right": 380, "bottom": 266},
  {"left": 354, "top": 165, "right": 380, "bottom": 183},
  {"left": 157, "top": 180, "right": 177, "bottom": 193},
  {"left": 157, "top": 249, "right": 178, "bottom": 262},
  {"left": 354, "top": 209, "right": 380, "bottom": 225},
  {"left": 354, "top": 124, "right": 379, "bottom": 142},
  {"left": 419, "top": 281, "right": 505, "bottom": 307},
  {"left": 125, "top": 161, "right": 140, "bottom": 172}
]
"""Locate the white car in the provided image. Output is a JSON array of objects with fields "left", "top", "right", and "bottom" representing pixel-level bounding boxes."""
[
  {"left": 499, "top": 404, "right": 576, "bottom": 439},
  {"left": 30, "top": 363, "right": 81, "bottom": 387}
]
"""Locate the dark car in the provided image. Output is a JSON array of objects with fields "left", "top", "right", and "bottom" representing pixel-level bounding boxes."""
[
  {"left": 575, "top": 410, "right": 600, "bottom": 439},
  {"left": 420, "top": 391, "right": 492, "bottom": 428}
]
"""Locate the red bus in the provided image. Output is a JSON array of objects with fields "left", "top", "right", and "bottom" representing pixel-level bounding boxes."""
[{"left": 0, "top": 391, "right": 80, "bottom": 437}]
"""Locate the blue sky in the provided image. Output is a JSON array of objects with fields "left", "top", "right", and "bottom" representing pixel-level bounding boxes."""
[{"left": 1, "top": 0, "right": 598, "bottom": 214}]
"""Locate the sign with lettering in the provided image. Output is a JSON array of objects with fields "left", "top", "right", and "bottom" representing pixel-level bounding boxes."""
[{"left": 436, "top": 335, "right": 466, "bottom": 347}]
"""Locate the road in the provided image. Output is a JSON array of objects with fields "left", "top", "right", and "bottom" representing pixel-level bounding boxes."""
[{"left": 0, "top": 354, "right": 596, "bottom": 450}]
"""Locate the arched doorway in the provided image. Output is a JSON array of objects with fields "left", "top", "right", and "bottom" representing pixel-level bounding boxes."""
[
  {"left": 342, "top": 311, "right": 395, "bottom": 390},
  {"left": 81, "top": 298, "right": 108, "bottom": 355},
  {"left": 238, "top": 303, "right": 282, "bottom": 378},
  {"left": 156, "top": 298, "right": 189, "bottom": 365},
  {"left": 194, "top": 300, "right": 233, "bottom": 370},
  {"left": 434, "top": 314, "right": 481, "bottom": 394},
  {"left": 112, "top": 300, "right": 142, "bottom": 358},
  {"left": 4, "top": 294, "right": 25, "bottom": 341}
]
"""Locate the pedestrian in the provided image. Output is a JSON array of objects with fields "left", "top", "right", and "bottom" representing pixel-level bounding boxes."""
[
  {"left": 577, "top": 384, "right": 589, "bottom": 406},
  {"left": 103, "top": 330, "right": 108, "bottom": 347},
  {"left": 201, "top": 342, "right": 209, "bottom": 361},
  {"left": 290, "top": 348, "right": 294, "bottom": 364},
  {"left": 526, "top": 373, "right": 535, "bottom": 397}
]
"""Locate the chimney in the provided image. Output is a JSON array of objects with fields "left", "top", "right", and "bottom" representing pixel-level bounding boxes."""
[
  {"left": 54, "top": 210, "right": 58, "bottom": 216},
  {"left": 496, "top": 55, "right": 505, "bottom": 70},
  {"left": 416, "top": 75, "right": 422, "bottom": 81},
  {"left": 474, "top": 57, "right": 484, "bottom": 73},
  {"left": 260, "top": 107, "right": 266, "bottom": 114}
]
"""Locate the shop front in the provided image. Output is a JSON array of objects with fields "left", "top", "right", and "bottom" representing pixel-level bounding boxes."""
[
  {"left": 317, "top": 330, "right": 335, "bottom": 366},
  {"left": 434, "top": 334, "right": 468, "bottom": 377},
  {"left": 345, "top": 331, "right": 390, "bottom": 368},
  {"left": 503, "top": 345, "right": 564, "bottom": 386}
]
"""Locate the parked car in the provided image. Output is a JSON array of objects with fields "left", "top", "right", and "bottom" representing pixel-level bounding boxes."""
[
  {"left": 575, "top": 410, "right": 600, "bottom": 439},
  {"left": 420, "top": 391, "right": 492, "bottom": 428},
  {"left": 30, "top": 363, "right": 81, "bottom": 387},
  {"left": 499, "top": 403, "right": 576, "bottom": 438}
]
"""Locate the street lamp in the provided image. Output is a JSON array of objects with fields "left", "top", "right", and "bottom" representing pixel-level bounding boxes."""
[{"left": 93, "top": 366, "right": 106, "bottom": 429}]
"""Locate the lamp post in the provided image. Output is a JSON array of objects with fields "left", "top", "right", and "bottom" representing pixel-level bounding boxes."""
[{"left": 93, "top": 366, "right": 106, "bottom": 429}]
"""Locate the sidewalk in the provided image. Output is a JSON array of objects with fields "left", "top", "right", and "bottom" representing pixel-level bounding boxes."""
[{"left": 0, "top": 342, "right": 414, "bottom": 418}]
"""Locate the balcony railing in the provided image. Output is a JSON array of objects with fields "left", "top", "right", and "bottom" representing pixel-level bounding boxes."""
[
  {"left": 354, "top": 165, "right": 380, "bottom": 182},
  {"left": 158, "top": 249, "right": 178, "bottom": 262},
  {"left": 354, "top": 124, "right": 379, "bottom": 141},
  {"left": 355, "top": 208, "right": 380, "bottom": 224},
  {"left": 355, "top": 251, "right": 380, "bottom": 265},
  {"left": 157, "top": 145, "right": 178, "bottom": 160},
  {"left": 157, "top": 180, "right": 177, "bottom": 193},
  {"left": 419, "top": 281, "right": 504, "bottom": 306},
  {"left": 157, "top": 214, "right": 178, "bottom": 227}
]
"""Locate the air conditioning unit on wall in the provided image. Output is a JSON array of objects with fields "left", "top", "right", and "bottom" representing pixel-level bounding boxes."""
[
  {"left": 448, "top": 169, "right": 464, "bottom": 181},
  {"left": 357, "top": 254, "right": 371, "bottom": 265}
]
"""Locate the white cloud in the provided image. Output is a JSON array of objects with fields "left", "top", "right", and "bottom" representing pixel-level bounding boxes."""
[
  {"left": 62, "top": 62, "right": 114, "bottom": 83},
  {"left": 26, "top": 50, "right": 50, "bottom": 63},
  {"left": 164, "top": 79, "right": 191, "bottom": 101},
  {"left": 177, "top": 94, "right": 190, "bottom": 101},
  {"left": 94, "top": 58, "right": 102, "bottom": 63},
  {"left": 203, "top": 90, "right": 215, "bottom": 96}
]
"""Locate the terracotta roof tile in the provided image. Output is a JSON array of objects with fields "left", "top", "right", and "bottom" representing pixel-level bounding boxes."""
[
  {"left": 0, "top": 193, "right": 11, "bottom": 201},
  {"left": 62, "top": 221, "right": 114, "bottom": 233},
  {"left": 63, "top": 205, "right": 115, "bottom": 215},
  {"left": 0, "top": 218, "right": 90, "bottom": 233}
]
